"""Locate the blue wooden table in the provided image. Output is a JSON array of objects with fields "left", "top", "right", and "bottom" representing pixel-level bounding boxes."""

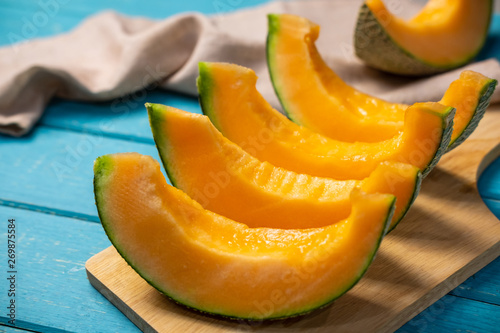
[{"left": 1, "top": 1, "right": 500, "bottom": 332}]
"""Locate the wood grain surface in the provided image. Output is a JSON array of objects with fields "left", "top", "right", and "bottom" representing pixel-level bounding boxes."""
[{"left": 86, "top": 107, "right": 500, "bottom": 333}]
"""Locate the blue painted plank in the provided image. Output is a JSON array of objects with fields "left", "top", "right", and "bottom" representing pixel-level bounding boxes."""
[
  {"left": 447, "top": 199, "right": 500, "bottom": 307},
  {"left": 399, "top": 296, "right": 500, "bottom": 333},
  {"left": 40, "top": 90, "right": 201, "bottom": 144},
  {"left": 0, "top": 7, "right": 77, "bottom": 47},
  {"left": 0, "top": 127, "right": 161, "bottom": 221},
  {"left": 0, "top": 325, "right": 33, "bottom": 333},
  {"left": 478, "top": 157, "right": 500, "bottom": 201},
  {"left": 450, "top": 255, "right": 500, "bottom": 307},
  {"left": 0, "top": 205, "right": 139, "bottom": 333}
]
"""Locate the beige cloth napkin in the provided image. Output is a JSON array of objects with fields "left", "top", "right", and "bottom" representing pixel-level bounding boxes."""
[{"left": 1, "top": 0, "right": 500, "bottom": 136}]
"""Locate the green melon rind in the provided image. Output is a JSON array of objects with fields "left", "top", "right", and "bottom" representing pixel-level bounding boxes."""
[
  {"left": 197, "top": 62, "right": 221, "bottom": 130},
  {"left": 94, "top": 152, "right": 396, "bottom": 320},
  {"left": 145, "top": 103, "right": 180, "bottom": 188},
  {"left": 266, "top": 14, "right": 299, "bottom": 123},
  {"left": 388, "top": 169, "right": 422, "bottom": 233},
  {"left": 93, "top": 155, "right": 114, "bottom": 211},
  {"left": 420, "top": 106, "right": 455, "bottom": 177},
  {"left": 354, "top": 2, "right": 492, "bottom": 76},
  {"left": 447, "top": 79, "right": 498, "bottom": 152}
]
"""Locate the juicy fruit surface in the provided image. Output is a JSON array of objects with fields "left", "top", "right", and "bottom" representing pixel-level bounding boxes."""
[
  {"left": 94, "top": 153, "right": 395, "bottom": 319},
  {"left": 148, "top": 103, "right": 419, "bottom": 230},
  {"left": 268, "top": 14, "right": 496, "bottom": 148}
]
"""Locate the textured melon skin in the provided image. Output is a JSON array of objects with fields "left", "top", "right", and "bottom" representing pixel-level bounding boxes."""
[
  {"left": 447, "top": 78, "right": 497, "bottom": 151},
  {"left": 388, "top": 179, "right": 418, "bottom": 232},
  {"left": 355, "top": 2, "right": 492, "bottom": 76},
  {"left": 420, "top": 106, "right": 454, "bottom": 177},
  {"left": 93, "top": 153, "right": 396, "bottom": 320},
  {"left": 367, "top": 162, "right": 421, "bottom": 232},
  {"left": 355, "top": 3, "right": 454, "bottom": 76}
]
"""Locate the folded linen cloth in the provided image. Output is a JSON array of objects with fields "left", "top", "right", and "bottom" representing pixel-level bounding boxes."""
[{"left": 1, "top": 0, "right": 499, "bottom": 136}]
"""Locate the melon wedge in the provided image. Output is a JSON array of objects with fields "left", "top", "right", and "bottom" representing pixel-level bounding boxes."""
[
  {"left": 94, "top": 152, "right": 395, "bottom": 320},
  {"left": 147, "top": 103, "right": 418, "bottom": 230},
  {"left": 355, "top": 0, "right": 493, "bottom": 75},
  {"left": 441, "top": 71, "right": 497, "bottom": 150},
  {"left": 197, "top": 62, "right": 452, "bottom": 182},
  {"left": 267, "top": 14, "right": 496, "bottom": 147}
]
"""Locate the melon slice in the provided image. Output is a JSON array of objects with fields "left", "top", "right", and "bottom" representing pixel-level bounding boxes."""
[
  {"left": 441, "top": 71, "right": 497, "bottom": 150},
  {"left": 267, "top": 14, "right": 496, "bottom": 147},
  {"left": 355, "top": 0, "right": 493, "bottom": 75},
  {"left": 94, "top": 152, "right": 395, "bottom": 320},
  {"left": 147, "top": 103, "right": 417, "bottom": 230},
  {"left": 197, "top": 62, "right": 452, "bottom": 182}
]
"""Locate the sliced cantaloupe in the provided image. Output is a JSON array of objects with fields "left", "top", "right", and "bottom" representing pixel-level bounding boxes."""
[
  {"left": 94, "top": 152, "right": 395, "bottom": 320},
  {"left": 147, "top": 103, "right": 418, "bottom": 230},
  {"left": 267, "top": 14, "right": 497, "bottom": 147},
  {"left": 197, "top": 62, "right": 451, "bottom": 182},
  {"left": 441, "top": 71, "right": 498, "bottom": 150},
  {"left": 355, "top": 0, "right": 493, "bottom": 75}
]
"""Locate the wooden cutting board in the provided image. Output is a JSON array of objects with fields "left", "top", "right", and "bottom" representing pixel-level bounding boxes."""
[{"left": 86, "top": 107, "right": 500, "bottom": 333}]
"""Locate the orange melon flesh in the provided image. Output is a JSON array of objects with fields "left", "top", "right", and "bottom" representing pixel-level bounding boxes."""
[
  {"left": 267, "top": 14, "right": 496, "bottom": 147},
  {"left": 366, "top": 0, "right": 491, "bottom": 66},
  {"left": 94, "top": 153, "right": 395, "bottom": 319},
  {"left": 197, "top": 62, "right": 451, "bottom": 181},
  {"left": 147, "top": 103, "right": 418, "bottom": 230}
]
